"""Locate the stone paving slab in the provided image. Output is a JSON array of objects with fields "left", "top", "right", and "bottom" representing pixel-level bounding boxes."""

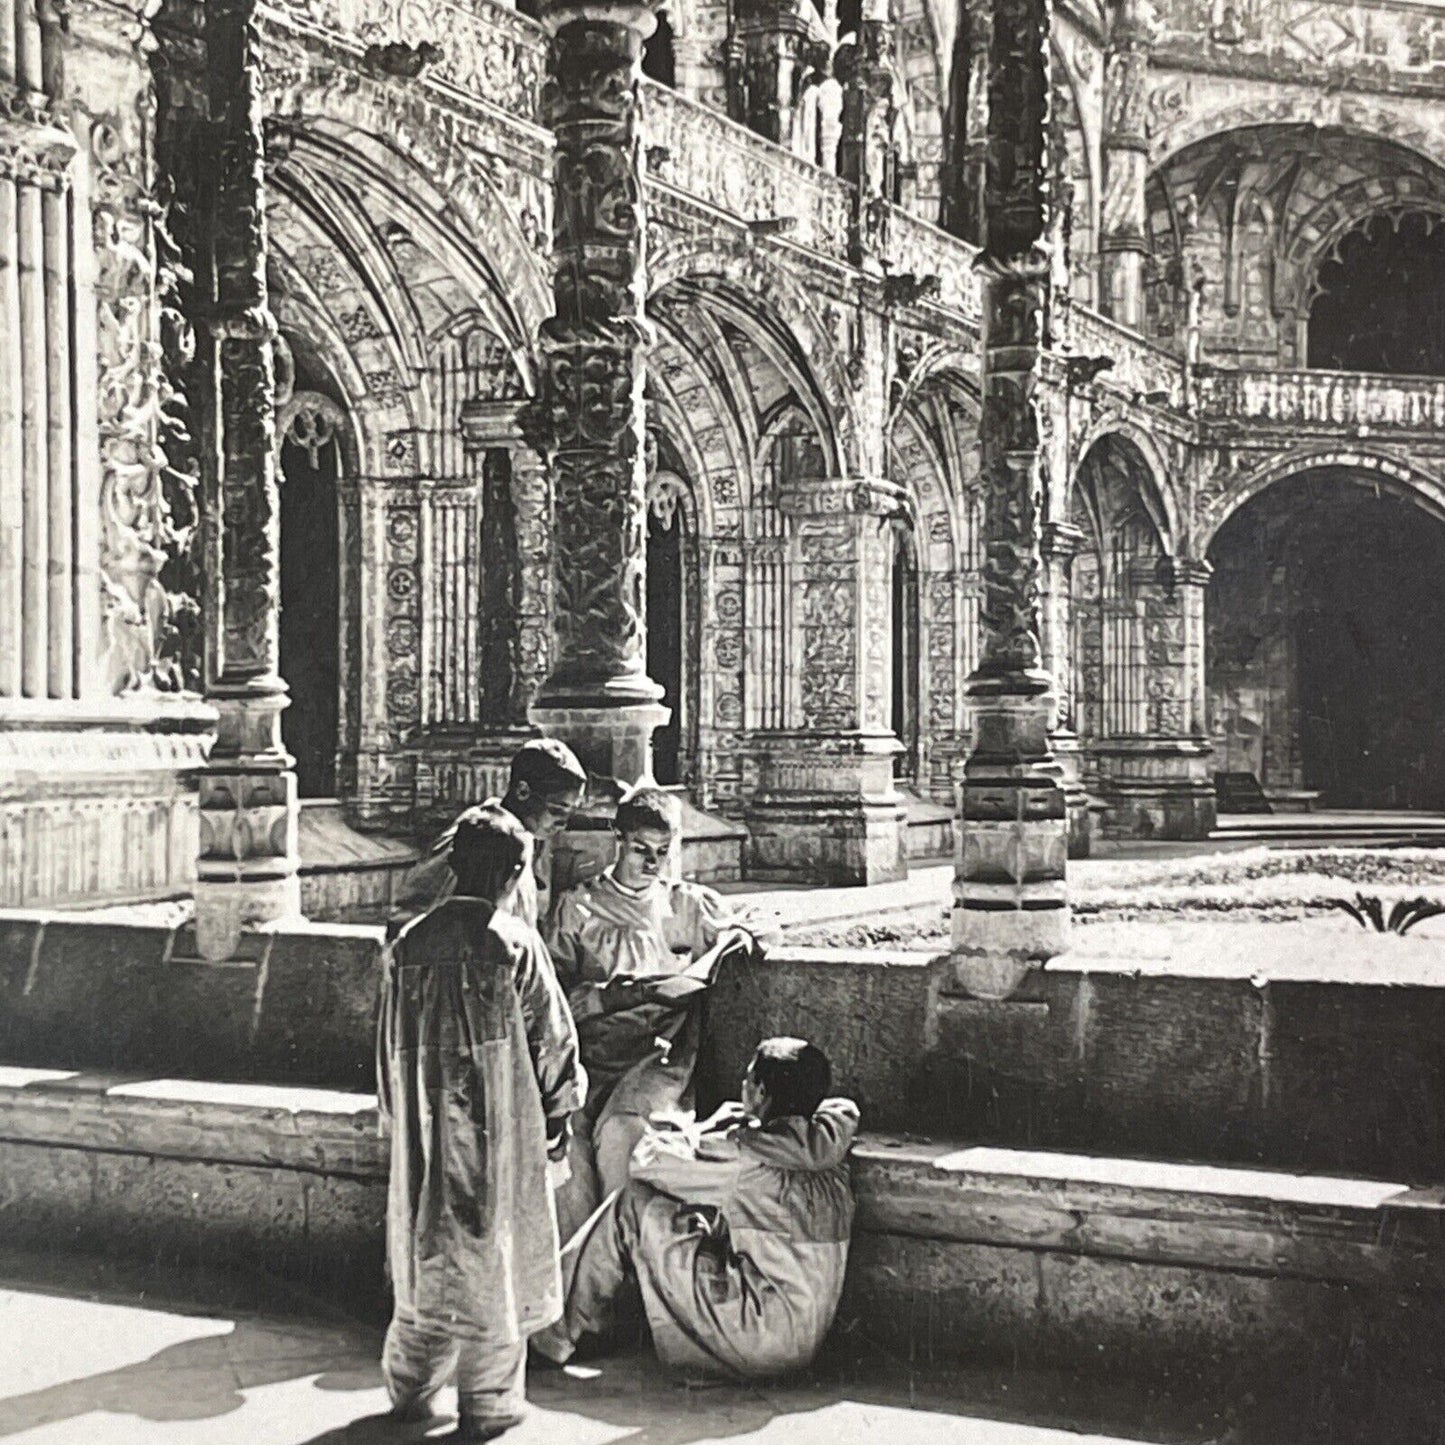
[{"left": 0, "top": 1249, "right": 1232, "bottom": 1445}]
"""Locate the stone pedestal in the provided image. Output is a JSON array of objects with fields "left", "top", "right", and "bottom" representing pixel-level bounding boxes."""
[
  {"left": 950, "top": 0, "right": 1069, "bottom": 1002},
  {"left": 1099, "top": 0, "right": 1155, "bottom": 330},
  {"left": 193, "top": 0, "right": 301, "bottom": 959},
  {"left": 1091, "top": 736, "right": 1215, "bottom": 840},
  {"left": 745, "top": 731, "right": 904, "bottom": 885},
  {"left": 743, "top": 477, "right": 907, "bottom": 886}
]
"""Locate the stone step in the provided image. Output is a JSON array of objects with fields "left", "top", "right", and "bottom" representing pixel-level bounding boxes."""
[{"left": 0, "top": 1066, "right": 1438, "bottom": 1377}]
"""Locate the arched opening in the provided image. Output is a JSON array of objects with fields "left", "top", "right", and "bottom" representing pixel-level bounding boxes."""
[
  {"left": 1308, "top": 211, "right": 1445, "bottom": 375},
  {"left": 278, "top": 391, "right": 345, "bottom": 799},
  {"left": 891, "top": 516, "right": 920, "bottom": 781},
  {"left": 643, "top": 11, "right": 676, "bottom": 87},
  {"left": 1069, "top": 435, "right": 1170, "bottom": 744},
  {"left": 647, "top": 469, "right": 689, "bottom": 786},
  {"left": 1208, "top": 470, "right": 1445, "bottom": 809}
]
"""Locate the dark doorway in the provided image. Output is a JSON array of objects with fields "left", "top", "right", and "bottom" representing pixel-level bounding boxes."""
[
  {"left": 1308, "top": 210, "right": 1445, "bottom": 376},
  {"left": 643, "top": 12, "right": 675, "bottom": 87},
  {"left": 1207, "top": 471, "right": 1445, "bottom": 809},
  {"left": 279, "top": 409, "right": 342, "bottom": 799},
  {"left": 647, "top": 497, "right": 684, "bottom": 786},
  {"left": 891, "top": 519, "right": 920, "bottom": 780}
]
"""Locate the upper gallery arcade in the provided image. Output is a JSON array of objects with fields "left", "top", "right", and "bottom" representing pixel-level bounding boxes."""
[{"left": 4, "top": 0, "right": 1445, "bottom": 922}]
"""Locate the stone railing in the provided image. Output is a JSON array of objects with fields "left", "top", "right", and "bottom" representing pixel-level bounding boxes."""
[
  {"left": 262, "top": 0, "right": 547, "bottom": 122},
  {"left": 1058, "top": 302, "right": 1187, "bottom": 404},
  {"left": 642, "top": 83, "right": 853, "bottom": 262},
  {"left": 885, "top": 209, "right": 981, "bottom": 320},
  {"left": 1196, "top": 368, "right": 1445, "bottom": 434}
]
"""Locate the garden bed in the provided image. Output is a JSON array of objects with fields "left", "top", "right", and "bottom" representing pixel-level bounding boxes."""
[{"left": 780, "top": 847, "right": 1445, "bottom": 948}]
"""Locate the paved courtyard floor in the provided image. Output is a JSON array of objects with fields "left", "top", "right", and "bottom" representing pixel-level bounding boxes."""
[{"left": 0, "top": 1250, "right": 1235, "bottom": 1445}]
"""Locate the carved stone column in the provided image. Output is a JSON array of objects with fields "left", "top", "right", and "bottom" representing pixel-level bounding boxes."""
[
  {"left": 838, "top": 0, "right": 894, "bottom": 267},
  {"left": 942, "top": 0, "right": 991, "bottom": 245},
  {"left": 1091, "top": 556, "right": 1215, "bottom": 840},
  {"left": 1041, "top": 519, "right": 1091, "bottom": 857},
  {"left": 1099, "top": 0, "right": 1155, "bottom": 330},
  {"left": 525, "top": 0, "right": 668, "bottom": 805},
  {"left": 728, "top": 0, "right": 815, "bottom": 147},
  {"left": 951, "top": 0, "right": 1068, "bottom": 999},
  {"left": 193, "top": 0, "right": 300, "bottom": 959},
  {"left": 744, "top": 477, "right": 905, "bottom": 885}
]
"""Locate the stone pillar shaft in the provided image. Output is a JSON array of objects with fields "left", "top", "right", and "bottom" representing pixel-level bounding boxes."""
[
  {"left": 1099, "top": 0, "right": 1155, "bottom": 329},
  {"left": 525, "top": 0, "right": 667, "bottom": 785},
  {"left": 194, "top": 0, "right": 300, "bottom": 959},
  {"left": 952, "top": 0, "right": 1068, "bottom": 997},
  {"left": 943, "top": 0, "right": 991, "bottom": 245},
  {"left": 0, "top": 34, "right": 78, "bottom": 702},
  {"left": 839, "top": 13, "right": 894, "bottom": 266}
]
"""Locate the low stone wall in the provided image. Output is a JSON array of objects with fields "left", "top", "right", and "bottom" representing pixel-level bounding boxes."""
[
  {"left": 3, "top": 911, "right": 1444, "bottom": 1181},
  {"left": 2, "top": 1067, "right": 1438, "bottom": 1393},
  {"left": 699, "top": 942, "right": 1445, "bottom": 1183},
  {"left": 0, "top": 914, "right": 384, "bottom": 1090}
]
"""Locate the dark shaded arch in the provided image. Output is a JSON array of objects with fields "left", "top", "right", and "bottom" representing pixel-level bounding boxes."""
[{"left": 1308, "top": 210, "right": 1445, "bottom": 376}]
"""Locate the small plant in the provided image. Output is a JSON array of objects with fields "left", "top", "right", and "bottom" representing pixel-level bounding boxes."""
[{"left": 1328, "top": 893, "right": 1445, "bottom": 935}]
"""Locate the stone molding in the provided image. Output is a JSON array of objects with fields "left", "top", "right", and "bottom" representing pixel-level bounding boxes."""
[{"left": 775, "top": 476, "right": 906, "bottom": 516}]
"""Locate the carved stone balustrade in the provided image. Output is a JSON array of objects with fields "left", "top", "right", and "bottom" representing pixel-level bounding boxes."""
[
  {"left": 642, "top": 82, "right": 852, "bottom": 263},
  {"left": 885, "top": 209, "right": 982, "bottom": 320},
  {"left": 261, "top": 0, "right": 547, "bottom": 121},
  {"left": 1196, "top": 368, "right": 1445, "bottom": 437},
  {"left": 1058, "top": 300, "right": 1187, "bottom": 405}
]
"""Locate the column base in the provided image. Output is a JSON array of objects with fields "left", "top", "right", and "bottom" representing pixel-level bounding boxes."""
[
  {"left": 195, "top": 691, "right": 302, "bottom": 961},
  {"left": 409, "top": 724, "right": 538, "bottom": 836},
  {"left": 529, "top": 700, "right": 669, "bottom": 792},
  {"left": 1090, "top": 738, "right": 1216, "bottom": 841},
  {"left": 952, "top": 691, "right": 1070, "bottom": 1000},
  {"left": 743, "top": 731, "right": 906, "bottom": 886},
  {"left": 1052, "top": 732, "right": 1094, "bottom": 860}
]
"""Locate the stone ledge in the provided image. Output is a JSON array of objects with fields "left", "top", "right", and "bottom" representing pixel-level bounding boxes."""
[{"left": 1, "top": 1065, "right": 1435, "bottom": 1293}]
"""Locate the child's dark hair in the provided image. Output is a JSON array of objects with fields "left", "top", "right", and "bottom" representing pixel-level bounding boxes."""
[
  {"left": 508, "top": 739, "right": 588, "bottom": 799},
  {"left": 751, "top": 1037, "right": 832, "bottom": 1119},
  {"left": 614, "top": 786, "right": 681, "bottom": 837},
  {"left": 449, "top": 804, "right": 530, "bottom": 901}
]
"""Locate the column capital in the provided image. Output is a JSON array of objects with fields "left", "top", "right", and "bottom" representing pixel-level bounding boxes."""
[
  {"left": 538, "top": 0, "right": 659, "bottom": 40},
  {"left": 776, "top": 476, "right": 905, "bottom": 517},
  {"left": 458, "top": 397, "right": 526, "bottom": 453},
  {"left": 1041, "top": 520, "right": 1087, "bottom": 561},
  {"left": 1157, "top": 555, "right": 1212, "bottom": 589}
]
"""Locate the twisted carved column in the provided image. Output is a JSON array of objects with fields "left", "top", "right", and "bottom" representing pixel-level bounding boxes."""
[
  {"left": 194, "top": 0, "right": 300, "bottom": 959},
  {"left": 952, "top": 0, "right": 1069, "bottom": 996},
  {"left": 1099, "top": 0, "right": 1155, "bottom": 329},
  {"left": 524, "top": 0, "right": 668, "bottom": 787}
]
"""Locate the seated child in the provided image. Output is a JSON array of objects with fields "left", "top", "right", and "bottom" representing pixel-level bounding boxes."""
[
  {"left": 546, "top": 786, "right": 763, "bottom": 1242},
  {"left": 532, "top": 1037, "right": 859, "bottom": 1382}
]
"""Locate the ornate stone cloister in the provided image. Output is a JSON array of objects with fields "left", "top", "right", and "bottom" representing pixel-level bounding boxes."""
[{"left": 7, "top": 0, "right": 1445, "bottom": 924}]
